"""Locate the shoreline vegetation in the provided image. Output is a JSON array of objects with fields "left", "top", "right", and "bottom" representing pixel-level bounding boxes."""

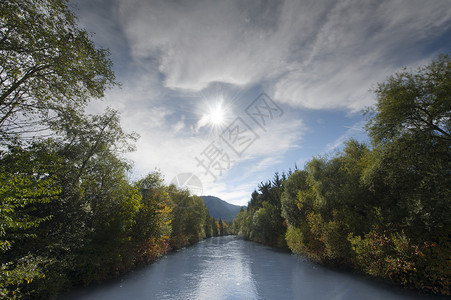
[
  {"left": 0, "top": 1, "right": 230, "bottom": 298},
  {"left": 0, "top": 0, "right": 449, "bottom": 298},
  {"left": 232, "top": 55, "right": 450, "bottom": 296}
]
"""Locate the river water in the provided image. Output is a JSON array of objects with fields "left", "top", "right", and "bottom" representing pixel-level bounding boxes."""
[{"left": 64, "top": 236, "right": 441, "bottom": 300}]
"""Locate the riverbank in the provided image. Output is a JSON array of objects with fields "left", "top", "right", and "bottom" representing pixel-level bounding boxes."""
[{"left": 62, "top": 236, "right": 443, "bottom": 300}]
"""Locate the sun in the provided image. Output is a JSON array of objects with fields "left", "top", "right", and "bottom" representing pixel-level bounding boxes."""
[
  {"left": 208, "top": 103, "right": 225, "bottom": 126},
  {"left": 195, "top": 93, "right": 232, "bottom": 135}
]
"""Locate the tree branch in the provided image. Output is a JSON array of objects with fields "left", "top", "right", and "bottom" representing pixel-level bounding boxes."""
[{"left": 0, "top": 64, "right": 49, "bottom": 106}]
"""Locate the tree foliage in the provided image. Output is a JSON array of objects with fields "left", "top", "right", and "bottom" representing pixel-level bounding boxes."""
[
  {"left": 367, "top": 54, "right": 450, "bottom": 144},
  {"left": 0, "top": 1, "right": 219, "bottom": 298},
  {"left": 233, "top": 55, "right": 450, "bottom": 295},
  {"left": 233, "top": 173, "right": 288, "bottom": 248},
  {"left": 0, "top": 0, "right": 116, "bottom": 141}
]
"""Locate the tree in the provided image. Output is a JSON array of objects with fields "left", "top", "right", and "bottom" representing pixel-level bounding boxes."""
[
  {"left": 232, "top": 171, "right": 287, "bottom": 247},
  {"left": 35, "top": 109, "right": 137, "bottom": 249},
  {"left": 353, "top": 55, "right": 451, "bottom": 294},
  {"left": 365, "top": 55, "right": 450, "bottom": 234},
  {"left": 367, "top": 54, "right": 450, "bottom": 144},
  {"left": 232, "top": 56, "right": 450, "bottom": 294},
  {"left": 281, "top": 170, "right": 308, "bottom": 227},
  {"left": 132, "top": 172, "right": 171, "bottom": 263},
  {"left": 211, "top": 217, "right": 219, "bottom": 236},
  {"left": 12, "top": 109, "right": 139, "bottom": 296},
  {"left": 252, "top": 202, "right": 279, "bottom": 244},
  {"left": 0, "top": 142, "right": 60, "bottom": 298},
  {"left": 0, "top": 0, "right": 116, "bottom": 141},
  {"left": 218, "top": 219, "right": 224, "bottom": 236},
  {"left": 169, "top": 188, "right": 208, "bottom": 248}
]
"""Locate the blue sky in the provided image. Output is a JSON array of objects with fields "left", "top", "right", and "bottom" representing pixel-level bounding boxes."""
[{"left": 70, "top": 0, "right": 451, "bottom": 206}]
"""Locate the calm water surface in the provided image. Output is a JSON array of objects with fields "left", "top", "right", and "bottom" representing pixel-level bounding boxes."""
[{"left": 64, "top": 236, "right": 441, "bottom": 300}]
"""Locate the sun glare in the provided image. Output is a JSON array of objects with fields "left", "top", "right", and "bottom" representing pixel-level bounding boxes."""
[
  {"left": 195, "top": 92, "right": 233, "bottom": 135},
  {"left": 208, "top": 103, "right": 225, "bottom": 126}
]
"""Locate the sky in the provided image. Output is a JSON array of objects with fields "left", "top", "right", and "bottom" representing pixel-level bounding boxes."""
[{"left": 70, "top": 0, "right": 451, "bottom": 206}]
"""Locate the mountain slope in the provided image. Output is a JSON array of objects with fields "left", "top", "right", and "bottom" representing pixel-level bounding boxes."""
[{"left": 201, "top": 195, "right": 243, "bottom": 222}]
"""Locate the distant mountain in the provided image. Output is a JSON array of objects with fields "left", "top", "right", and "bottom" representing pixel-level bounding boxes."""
[{"left": 201, "top": 195, "right": 244, "bottom": 223}]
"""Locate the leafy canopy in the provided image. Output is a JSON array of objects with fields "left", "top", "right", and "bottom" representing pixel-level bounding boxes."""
[
  {"left": 0, "top": 0, "right": 116, "bottom": 141},
  {"left": 367, "top": 54, "right": 450, "bottom": 144}
]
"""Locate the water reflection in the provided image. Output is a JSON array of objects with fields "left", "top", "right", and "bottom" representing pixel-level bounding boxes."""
[
  {"left": 195, "top": 237, "right": 258, "bottom": 299},
  {"left": 64, "top": 236, "right": 440, "bottom": 300}
]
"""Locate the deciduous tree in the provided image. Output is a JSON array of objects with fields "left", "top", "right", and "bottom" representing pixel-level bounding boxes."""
[{"left": 0, "top": 0, "right": 116, "bottom": 141}]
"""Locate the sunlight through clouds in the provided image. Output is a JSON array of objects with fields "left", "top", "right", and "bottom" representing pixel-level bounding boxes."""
[
  {"left": 208, "top": 102, "right": 225, "bottom": 126},
  {"left": 196, "top": 100, "right": 226, "bottom": 132},
  {"left": 72, "top": 0, "right": 451, "bottom": 205}
]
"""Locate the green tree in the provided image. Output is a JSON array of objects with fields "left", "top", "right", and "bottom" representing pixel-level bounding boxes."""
[
  {"left": 367, "top": 54, "right": 450, "bottom": 145},
  {"left": 218, "top": 219, "right": 224, "bottom": 236},
  {"left": 0, "top": 0, "right": 116, "bottom": 141},
  {"left": 204, "top": 210, "right": 213, "bottom": 238},
  {"left": 357, "top": 55, "right": 451, "bottom": 294},
  {"left": 12, "top": 109, "right": 139, "bottom": 297},
  {"left": 132, "top": 172, "right": 172, "bottom": 263},
  {"left": 252, "top": 202, "right": 280, "bottom": 245},
  {"left": 283, "top": 141, "right": 376, "bottom": 264},
  {"left": 0, "top": 142, "right": 60, "bottom": 298},
  {"left": 233, "top": 172, "right": 287, "bottom": 247},
  {"left": 281, "top": 170, "right": 308, "bottom": 227},
  {"left": 364, "top": 55, "right": 450, "bottom": 233},
  {"left": 211, "top": 217, "right": 219, "bottom": 237},
  {"left": 169, "top": 188, "right": 208, "bottom": 248}
]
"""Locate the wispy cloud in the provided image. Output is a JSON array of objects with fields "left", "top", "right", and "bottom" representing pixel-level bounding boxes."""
[
  {"left": 72, "top": 0, "right": 451, "bottom": 205},
  {"left": 112, "top": 0, "right": 450, "bottom": 111},
  {"left": 324, "top": 120, "right": 367, "bottom": 153}
]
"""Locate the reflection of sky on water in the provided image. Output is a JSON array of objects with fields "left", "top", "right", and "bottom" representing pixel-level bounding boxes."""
[
  {"left": 194, "top": 237, "right": 258, "bottom": 299},
  {"left": 63, "top": 236, "right": 438, "bottom": 300},
  {"left": 248, "top": 243, "right": 431, "bottom": 300}
]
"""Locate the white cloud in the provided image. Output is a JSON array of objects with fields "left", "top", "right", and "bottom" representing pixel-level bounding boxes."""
[
  {"left": 195, "top": 114, "right": 210, "bottom": 132},
  {"left": 246, "top": 117, "right": 304, "bottom": 158},
  {"left": 74, "top": 0, "right": 451, "bottom": 206},
  {"left": 274, "top": 0, "right": 451, "bottom": 111},
  {"left": 198, "top": 114, "right": 304, "bottom": 205},
  {"left": 173, "top": 116, "right": 186, "bottom": 133},
  {"left": 116, "top": 0, "right": 294, "bottom": 90},
  {"left": 253, "top": 157, "right": 284, "bottom": 174},
  {"left": 113, "top": 0, "right": 450, "bottom": 111}
]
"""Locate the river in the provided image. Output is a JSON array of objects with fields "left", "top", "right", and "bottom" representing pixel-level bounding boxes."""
[{"left": 64, "top": 236, "right": 442, "bottom": 300}]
